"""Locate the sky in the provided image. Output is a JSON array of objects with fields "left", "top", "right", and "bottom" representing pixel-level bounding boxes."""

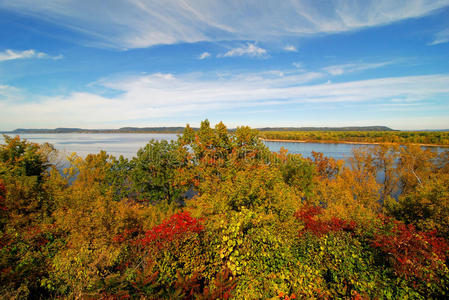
[{"left": 0, "top": 0, "right": 449, "bottom": 130}]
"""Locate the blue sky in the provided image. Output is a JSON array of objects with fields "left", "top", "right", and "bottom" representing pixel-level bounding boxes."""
[{"left": 0, "top": 0, "right": 449, "bottom": 130}]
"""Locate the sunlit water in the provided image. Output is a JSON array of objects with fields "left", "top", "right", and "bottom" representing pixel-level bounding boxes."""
[
  {"left": 261, "top": 140, "right": 372, "bottom": 161},
  {"left": 4, "top": 133, "right": 445, "bottom": 161},
  {"left": 11, "top": 133, "right": 179, "bottom": 159}
]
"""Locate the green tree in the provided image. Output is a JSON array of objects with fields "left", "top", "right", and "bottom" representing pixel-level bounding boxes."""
[{"left": 129, "top": 139, "right": 187, "bottom": 204}]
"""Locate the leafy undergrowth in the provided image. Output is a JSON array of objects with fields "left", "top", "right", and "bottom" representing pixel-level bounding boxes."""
[{"left": 1, "top": 122, "right": 449, "bottom": 299}]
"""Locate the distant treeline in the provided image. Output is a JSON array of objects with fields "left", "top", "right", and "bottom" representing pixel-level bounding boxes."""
[
  {"left": 257, "top": 126, "right": 395, "bottom": 131},
  {"left": 4, "top": 125, "right": 395, "bottom": 134},
  {"left": 5, "top": 127, "right": 188, "bottom": 134},
  {"left": 259, "top": 130, "right": 449, "bottom": 146},
  {"left": 6, "top": 127, "right": 449, "bottom": 146}
]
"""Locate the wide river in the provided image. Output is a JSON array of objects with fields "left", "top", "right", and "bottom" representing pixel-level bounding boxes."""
[{"left": 3, "top": 133, "right": 445, "bottom": 161}]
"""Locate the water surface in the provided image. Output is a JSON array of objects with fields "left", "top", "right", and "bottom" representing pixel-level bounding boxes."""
[
  {"left": 262, "top": 140, "right": 371, "bottom": 161},
  {"left": 5, "top": 133, "right": 445, "bottom": 161},
  {"left": 12, "top": 133, "right": 178, "bottom": 158}
]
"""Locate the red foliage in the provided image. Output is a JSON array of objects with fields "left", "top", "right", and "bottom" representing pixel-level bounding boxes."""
[
  {"left": 278, "top": 291, "right": 296, "bottom": 299},
  {"left": 311, "top": 151, "right": 339, "bottom": 179},
  {"left": 0, "top": 180, "right": 7, "bottom": 211},
  {"left": 295, "top": 205, "right": 356, "bottom": 236},
  {"left": 112, "top": 227, "right": 143, "bottom": 243},
  {"left": 371, "top": 217, "right": 449, "bottom": 282},
  {"left": 0, "top": 181, "right": 5, "bottom": 199},
  {"left": 139, "top": 211, "right": 203, "bottom": 249}
]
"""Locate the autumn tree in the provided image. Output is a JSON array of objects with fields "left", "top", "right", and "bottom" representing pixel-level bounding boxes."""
[
  {"left": 0, "top": 135, "right": 59, "bottom": 298},
  {"left": 368, "top": 144, "right": 400, "bottom": 201},
  {"left": 398, "top": 144, "right": 437, "bottom": 195}
]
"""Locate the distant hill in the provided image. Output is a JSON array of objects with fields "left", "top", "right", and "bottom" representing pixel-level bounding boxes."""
[
  {"left": 8, "top": 128, "right": 85, "bottom": 133},
  {"left": 0, "top": 126, "right": 413, "bottom": 134},
  {"left": 3, "top": 127, "right": 190, "bottom": 134},
  {"left": 118, "top": 127, "right": 188, "bottom": 133}
]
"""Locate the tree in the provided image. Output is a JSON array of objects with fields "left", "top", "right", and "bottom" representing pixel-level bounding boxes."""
[
  {"left": 0, "top": 135, "right": 59, "bottom": 298},
  {"left": 385, "top": 173, "right": 449, "bottom": 237},
  {"left": 369, "top": 144, "right": 400, "bottom": 201},
  {"left": 398, "top": 144, "right": 437, "bottom": 195},
  {"left": 129, "top": 139, "right": 187, "bottom": 204}
]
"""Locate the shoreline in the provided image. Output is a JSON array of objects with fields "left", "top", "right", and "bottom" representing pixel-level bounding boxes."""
[{"left": 258, "top": 138, "right": 449, "bottom": 148}]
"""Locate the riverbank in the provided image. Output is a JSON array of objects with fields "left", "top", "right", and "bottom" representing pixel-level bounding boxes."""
[{"left": 259, "top": 137, "right": 449, "bottom": 148}]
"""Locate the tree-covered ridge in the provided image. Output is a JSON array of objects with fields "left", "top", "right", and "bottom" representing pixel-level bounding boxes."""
[
  {"left": 260, "top": 130, "right": 449, "bottom": 145},
  {"left": 1, "top": 121, "right": 449, "bottom": 299},
  {"left": 5, "top": 125, "right": 395, "bottom": 134},
  {"left": 5, "top": 127, "right": 189, "bottom": 134}
]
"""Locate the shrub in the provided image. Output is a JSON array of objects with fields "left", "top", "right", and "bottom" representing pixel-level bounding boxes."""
[
  {"left": 295, "top": 205, "right": 356, "bottom": 237},
  {"left": 371, "top": 217, "right": 449, "bottom": 296}
]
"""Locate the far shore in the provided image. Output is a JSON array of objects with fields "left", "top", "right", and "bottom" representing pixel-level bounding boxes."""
[{"left": 259, "top": 137, "right": 449, "bottom": 148}]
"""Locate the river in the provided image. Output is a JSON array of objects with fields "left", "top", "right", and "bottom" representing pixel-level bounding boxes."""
[{"left": 3, "top": 133, "right": 445, "bottom": 161}]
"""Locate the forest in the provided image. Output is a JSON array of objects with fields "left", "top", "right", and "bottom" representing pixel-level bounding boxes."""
[
  {"left": 259, "top": 130, "right": 449, "bottom": 146},
  {"left": 1, "top": 120, "right": 449, "bottom": 299}
]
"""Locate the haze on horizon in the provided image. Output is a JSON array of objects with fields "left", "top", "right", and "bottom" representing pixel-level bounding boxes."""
[{"left": 0, "top": 0, "right": 448, "bottom": 131}]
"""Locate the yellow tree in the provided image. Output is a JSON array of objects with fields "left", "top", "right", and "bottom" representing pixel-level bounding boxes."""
[
  {"left": 398, "top": 144, "right": 437, "bottom": 195},
  {"left": 369, "top": 144, "right": 400, "bottom": 201}
]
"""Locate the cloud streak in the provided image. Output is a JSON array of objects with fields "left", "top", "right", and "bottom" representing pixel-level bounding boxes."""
[
  {"left": 1, "top": 71, "right": 448, "bottom": 129},
  {"left": 219, "top": 44, "right": 267, "bottom": 58},
  {"left": 323, "top": 61, "right": 395, "bottom": 75},
  {"left": 0, "top": 49, "right": 62, "bottom": 62},
  {"left": 430, "top": 28, "right": 449, "bottom": 45},
  {"left": 198, "top": 52, "right": 211, "bottom": 59},
  {"left": 0, "top": 85, "right": 19, "bottom": 97},
  {"left": 284, "top": 45, "right": 298, "bottom": 52},
  {"left": 1, "top": 0, "right": 447, "bottom": 48}
]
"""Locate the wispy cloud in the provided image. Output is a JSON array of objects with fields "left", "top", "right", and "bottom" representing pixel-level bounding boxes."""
[
  {"left": 198, "top": 52, "right": 211, "bottom": 59},
  {"left": 219, "top": 43, "right": 267, "bottom": 58},
  {"left": 1, "top": 0, "right": 447, "bottom": 48},
  {"left": 292, "top": 62, "right": 306, "bottom": 72},
  {"left": 0, "top": 85, "right": 19, "bottom": 96},
  {"left": 323, "top": 61, "right": 395, "bottom": 75},
  {"left": 1, "top": 71, "right": 448, "bottom": 129},
  {"left": 0, "top": 49, "right": 63, "bottom": 62},
  {"left": 429, "top": 28, "right": 449, "bottom": 45},
  {"left": 0, "top": 85, "right": 22, "bottom": 105},
  {"left": 283, "top": 45, "right": 297, "bottom": 52},
  {"left": 0, "top": 49, "right": 37, "bottom": 61}
]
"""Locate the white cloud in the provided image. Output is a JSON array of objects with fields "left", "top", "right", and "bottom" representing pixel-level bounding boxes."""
[
  {"left": 323, "top": 61, "right": 395, "bottom": 75},
  {"left": 1, "top": 0, "right": 447, "bottom": 48},
  {"left": 292, "top": 62, "right": 306, "bottom": 71},
  {"left": 0, "top": 49, "right": 63, "bottom": 62},
  {"left": 0, "top": 85, "right": 19, "bottom": 97},
  {"left": 429, "top": 28, "right": 449, "bottom": 45},
  {"left": 1, "top": 71, "right": 448, "bottom": 130},
  {"left": 0, "top": 49, "right": 36, "bottom": 61},
  {"left": 284, "top": 45, "right": 297, "bottom": 52},
  {"left": 219, "top": 43, "right": 267, "bottom": 58},
  {"left": 0, "top": 85, "right": 22, "bottom": 112},
  {"left": 51, "top": 54, "right": 64, "bottom": 60},
  {"left": 198, "top": 52, "right": 211, "bottom": 59}
]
